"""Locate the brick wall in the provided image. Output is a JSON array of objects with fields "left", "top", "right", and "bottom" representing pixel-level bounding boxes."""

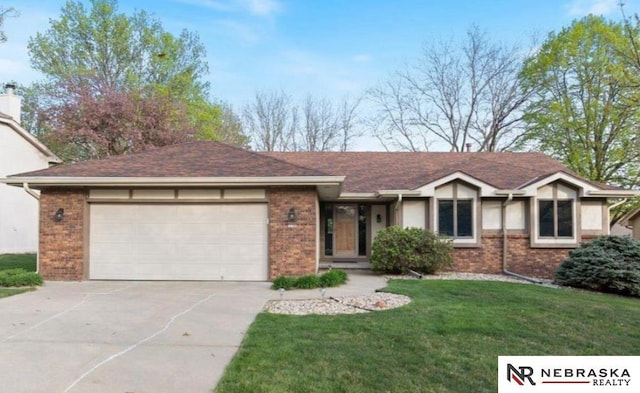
[
  {"left": 39, "top": 189, "right": 87, "bottom": 280},
  {"left": 452, "top": 234, "right": 582, "bottom": 279},
  {"left": 268, "top": 188, "right": 317, "bottom": 279}
]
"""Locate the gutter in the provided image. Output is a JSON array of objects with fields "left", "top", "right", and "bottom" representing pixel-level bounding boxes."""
[
  {"left": 498, "top": 191, "right": 543, "bottom": 284},
  {"left": 1, "top": 175, "right": 346, "bottom": 188}
]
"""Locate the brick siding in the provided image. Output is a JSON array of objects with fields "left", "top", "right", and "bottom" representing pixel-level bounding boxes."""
[
  {"left": 452, "top": 234, "right": 588, "bottom": 279},
  {"left": 268, "top": 188, "right": 317, "bottom": 279},
  {"left": 39, "top": 189, "right": 87, "bottom": 280}
]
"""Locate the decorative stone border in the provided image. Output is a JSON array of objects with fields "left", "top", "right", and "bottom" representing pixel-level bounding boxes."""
[{"left": 265, "top": 293, "right": 411, "bottom": 315}]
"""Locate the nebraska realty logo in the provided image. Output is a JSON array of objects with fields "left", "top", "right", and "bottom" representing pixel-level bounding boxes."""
[{"left": 498, "top": 356, "right": 638, "bottom": 392}]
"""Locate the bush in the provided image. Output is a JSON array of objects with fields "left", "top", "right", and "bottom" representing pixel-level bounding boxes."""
[
  {"left": 319, "top": 269, "right": 348, "bottom": 287},
  {"left": 555, "top": 235, "right": 640, "bottom": 297},
  {"left": 370, "top": 226, "right": 453, "bottom": 274},
  {"left": 271, "top": 269, "right": 348, "bottom": 290},
  {"left": 0, "top": 268, "right": 44, "bottom": 287},
  {"left": 272, "top": 275, "right": 297, "bottom": 290},
  {"left": 293, "top": 275, "right": 322, "bottom": 289}
]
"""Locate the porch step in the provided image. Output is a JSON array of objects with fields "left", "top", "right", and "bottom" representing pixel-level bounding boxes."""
[{"left": 319, "top": 262, "right": 372, "bottom": 270}]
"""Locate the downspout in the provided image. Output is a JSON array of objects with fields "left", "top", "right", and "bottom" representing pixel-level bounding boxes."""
[
  {"left": 607, "top": 198, "right": 628, "bottom": 234},
  {"left": 22, "top": 183, "right": 40, "bottom": 274},
  {"left": 395, "top": 193, "right": 403, "bottom": 227},
  {"left": 502, "top": 193, "right": 543, "bottom": 284},
  {"left": 23, "top": 182, "right": 40, "bottom": 201}
]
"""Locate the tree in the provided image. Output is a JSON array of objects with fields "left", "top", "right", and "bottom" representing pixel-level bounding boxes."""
[
  {"left": 369, "top": 26, "right": 531, "bottom": 152},
  {"left": 293, "top": 94, "right": 362, "bottom": 152},
  {"left": 25, "top": 0, "right": 247, "bottom": 160},
  {"left": 28, "top": 0, "right": 208, "bottom": 98},
  {"left": 242, "top": 90, "right": 362, "bottom": 152},
  {"left": 42, "top": 82, "right": 194, "bottom": 161},
  {"left": 0, "top": 5, "right": 17, "bottom": 43},
  {"left": 242, "top": 90, "right": 296, "bottom": 151},
  {"left": 519, "top": 15, "right": 640, "bottom": 189}
]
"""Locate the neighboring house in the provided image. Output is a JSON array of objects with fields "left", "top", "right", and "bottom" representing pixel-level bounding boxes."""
[
  {"left": 0, "top": 85, "right": 60, "bottom": 253},
  {"left": 616, "top": 207, "right": 640, "bottom": 239},
  {"left": 1, "top": 141, "right": 636, "bottom": 281}
]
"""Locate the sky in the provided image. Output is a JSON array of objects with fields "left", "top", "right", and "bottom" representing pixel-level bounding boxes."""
[{"left": 0, "top": 0, "right": 637, "bottom": 150}]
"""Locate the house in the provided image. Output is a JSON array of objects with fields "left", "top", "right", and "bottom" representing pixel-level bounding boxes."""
[
  {"left": 0, "top": 85, "right": 60, "bottom": 253},
  {"left": 616, "top": 207, "right": 640, "bottom": 239},
  {"left": 1, "top": 141, "right": 635, "bottom": 281}
]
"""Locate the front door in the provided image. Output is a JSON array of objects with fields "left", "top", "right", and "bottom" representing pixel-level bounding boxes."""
[{"left": 334, "top": 204, "right": 358, "bottom": 256}]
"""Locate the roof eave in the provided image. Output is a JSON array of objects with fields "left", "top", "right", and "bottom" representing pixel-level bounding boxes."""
[
  {"left": 376, "top": 189, "right": 422, "bottom": 197},
  {"left": 1, "top": 176, "right": 346, "bottom": 189},
  {"left": 587, "top": 190, "right": 640, "bottom": 197}
]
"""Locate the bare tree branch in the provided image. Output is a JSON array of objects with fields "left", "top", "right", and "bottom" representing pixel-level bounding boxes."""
[{"left": 369, "top": 26, "right": 531, "bottom": 152}]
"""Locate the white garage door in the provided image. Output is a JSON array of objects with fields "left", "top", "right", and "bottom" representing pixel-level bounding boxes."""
[{"left": 89, "top": 204, "right": 268, "bottom": 281}]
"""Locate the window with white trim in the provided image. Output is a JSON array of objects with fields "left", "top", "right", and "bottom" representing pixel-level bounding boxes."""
[
  {"left": 536, "top": 182, "right": 576, "bottom": 239},
  {"left": 538, "top": 199, "right": 573, "bottom": 238},
  {"left": 438, "top": 199, "right": 473, "bottom": 238}
]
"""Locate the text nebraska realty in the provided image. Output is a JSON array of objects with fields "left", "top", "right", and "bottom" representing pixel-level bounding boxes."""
[{"left": 508, "top": 364, "right": 631, "bottom": 386}]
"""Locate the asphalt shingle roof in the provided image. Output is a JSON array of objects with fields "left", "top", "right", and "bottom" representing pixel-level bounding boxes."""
[
  {"left": 264, "top": 151, "right": 604, "bottom": 192},
  {"left": 12, "top": 141, "right": 616, "bottom": 192},
  {"left": 15, "top": 141, "right": 328, "bottom": 178}
]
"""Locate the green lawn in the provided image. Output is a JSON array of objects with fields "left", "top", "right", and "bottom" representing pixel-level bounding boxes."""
[
  {"left": 0, "top": 253, "right": 37, "bottom": 272},
  {"left": 215, "top": 280, "right": 640, "bottom": 393},
  {"left": 0, "top": 254, "right": 38, "bottom": 297}
]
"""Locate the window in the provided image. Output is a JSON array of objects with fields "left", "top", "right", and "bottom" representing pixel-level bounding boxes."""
[
  {"left": 538, "top": 199, "right": 573, "bottom": 238},
  {"left": 438, "top": 199, "right": 473, "bottom": 238}
]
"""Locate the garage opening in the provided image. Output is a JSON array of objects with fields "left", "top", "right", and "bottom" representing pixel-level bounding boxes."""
[{"left": 89, "top": 203, "right": 268, "bottom": 281}]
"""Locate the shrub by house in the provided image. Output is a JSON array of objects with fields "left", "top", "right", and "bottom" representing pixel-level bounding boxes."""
[
  {"left": 555, "top": 235, "right": 640, "bottom": 297},
  {"left": 371, "top": 226, "right": 453, "bottom": 274}
]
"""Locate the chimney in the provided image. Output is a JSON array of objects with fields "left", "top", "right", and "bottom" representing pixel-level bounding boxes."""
[
  {"left": 0, "top": 84, "right": 21, "bottom": 124},
  {"left": 465, "top": 143, "right": 472, "bottom": 152}
]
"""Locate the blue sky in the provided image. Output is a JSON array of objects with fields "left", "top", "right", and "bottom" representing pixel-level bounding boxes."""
[{"left": 0, "top": 0, "right": 637, "bottom": 149}]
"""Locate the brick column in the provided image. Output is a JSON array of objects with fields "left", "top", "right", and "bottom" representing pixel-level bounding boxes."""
[
  {"left": 39, "top": 189, "right": 87, "bottom": 280},
  {"left": 268, "top": 188, "right": 317, "bottom": 280}
]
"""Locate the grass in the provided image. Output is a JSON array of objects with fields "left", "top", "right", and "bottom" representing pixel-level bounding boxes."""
[
  {"left": 215, "top": 280, "right": 640, "bottom": 393},
  {"left": 0, "top": 253, "right": 37, "bottom": 272},
  {"left": 0, "top": 254, "right": 38, "bottom": 297},
  {"left": 0, "top": 287, "right": 34, "bottom": 298}
]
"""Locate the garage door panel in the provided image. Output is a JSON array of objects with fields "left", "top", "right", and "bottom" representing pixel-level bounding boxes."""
[{"left": 90, "top": 204, "right": 268, "bottom": 281}]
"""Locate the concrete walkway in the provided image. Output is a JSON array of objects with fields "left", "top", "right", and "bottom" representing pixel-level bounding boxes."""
[{"left": 0, "top": 273, "right": 387, "bottom": 393}]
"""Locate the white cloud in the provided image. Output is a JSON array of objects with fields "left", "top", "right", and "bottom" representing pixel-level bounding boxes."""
[
  {"left": 273, "top": 49, "right": 370, "bottom": 97},
  {"left": 352, "top": 54, "right": 372, "bottom": 63},
  {"left": 173, "top": 0, "right": 233, "bottom": 11},
  {"left": 174, "top": 0, "right": 281, "bottom": 17},
  {"left": 212, "top": 19, "right": 261, "bottom": 43},
  {"left": 239, "top": 0, "right": 281, "bottom": 16},
  {"left": 566, "top": 0, "right": 619, "bottom": 16}
]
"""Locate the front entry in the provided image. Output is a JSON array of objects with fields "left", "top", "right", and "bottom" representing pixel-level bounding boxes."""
[
  {"left": 323, "top": 203, "right": 367, "bottom": 259},
  {"left": 334, "top": 204, "right": 358, "bottom": 256}
]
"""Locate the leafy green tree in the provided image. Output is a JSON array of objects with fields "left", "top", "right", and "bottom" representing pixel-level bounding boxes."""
[
  {"left": 0, "top": 5, "right": 18, "bottom": 43},
  {"left": 28, "top": 0, "right": 208, "bottom": 98},
  {"left": 25, "top": 0, "right": 247, "bottom": 160},
  {"left": 519, "top": 15, "right": 640, "bottom": 188}
]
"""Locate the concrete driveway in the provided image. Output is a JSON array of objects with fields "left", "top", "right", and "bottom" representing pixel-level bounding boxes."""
[{"left": 0, "top": 281, "right": 274, "bottom": 393}]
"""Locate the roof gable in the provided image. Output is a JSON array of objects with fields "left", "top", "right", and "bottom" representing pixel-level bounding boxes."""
[{"left": 0, "top": 114, "right": 60, "bottom": 163}]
